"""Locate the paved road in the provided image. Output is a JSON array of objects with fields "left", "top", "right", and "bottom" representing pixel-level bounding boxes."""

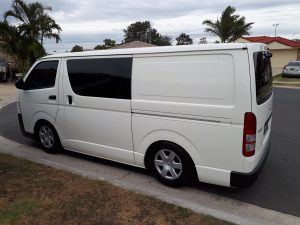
[{"left": 0, "top": 87, "right": 299, "bottom": 217}]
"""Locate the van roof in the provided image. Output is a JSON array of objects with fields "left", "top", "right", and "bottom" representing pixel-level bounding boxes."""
[{"left": 42, "top": 43, "right": 261, "bottom": 59}]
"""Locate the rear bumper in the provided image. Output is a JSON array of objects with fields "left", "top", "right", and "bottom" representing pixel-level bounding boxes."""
[
  {"left": 18, "top": 113, "right": 34, "bottom": 139},
  {"left": 230, "top": 139, "right": 271, "bottom": 188}
]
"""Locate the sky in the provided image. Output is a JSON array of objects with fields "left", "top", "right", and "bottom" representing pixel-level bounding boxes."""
[{"left": 1, "top": 0, "right": 300, "bottom": 53}]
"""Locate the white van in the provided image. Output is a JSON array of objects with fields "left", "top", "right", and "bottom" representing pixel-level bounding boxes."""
[{"left": 15, "top": 43, "right": 273, "bottom": 188}]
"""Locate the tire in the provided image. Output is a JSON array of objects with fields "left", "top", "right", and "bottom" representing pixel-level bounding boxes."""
[
  {"left": 147, "top": 142, "right": 196, "bottom": 187},
  {"left": 35, "top": 122, "right": 62, "bottom": 154}
]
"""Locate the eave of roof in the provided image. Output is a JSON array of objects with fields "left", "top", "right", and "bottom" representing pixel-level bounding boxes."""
[{"left": 242, "top": 36, "right": 300, "bottom": 48}]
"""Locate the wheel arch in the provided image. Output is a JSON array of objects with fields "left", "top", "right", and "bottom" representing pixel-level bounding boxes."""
[
  {"left": 33, "top": 119, "right": 61, "bottom": 142},
  {"left": 29, "top": 111, "right": 56, "bottom": 134},
  {"left": 143, "top": 139, "right": 199, "bottom": 186},
  {"left": 33, "top": 118, "right": 63, "bottom": 153},
  {"left": 34, "top": 119, "right": 52, "bottom": 137},
  {"left": 144, "top": 140, "right": 196, "bottom": 170},
  {"left": 134, "top": 129, "right": 200, "bottom": 169}
]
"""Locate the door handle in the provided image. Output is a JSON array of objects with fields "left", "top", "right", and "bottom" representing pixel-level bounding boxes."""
[
  {"left": 67, "top": 95, "right": 73, "bottom": 104},
  {"left": 49, "top": 95, "right": 56, "bottom": 100}
]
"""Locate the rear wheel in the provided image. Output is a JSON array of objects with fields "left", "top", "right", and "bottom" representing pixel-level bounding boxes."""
[
  {"left": 147, "top": 142, "right": 195, "bottom": 187},
  {"left": 35, "top": 122, "right": 61, "bottom": 154}
]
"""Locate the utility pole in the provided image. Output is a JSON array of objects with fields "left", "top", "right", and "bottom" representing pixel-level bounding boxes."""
[
  {"left": 146, "top": 28, "right": 151, "bottom": 44},
  {"left": 273, "top": 24, "right": 279, "bottom": 37}
]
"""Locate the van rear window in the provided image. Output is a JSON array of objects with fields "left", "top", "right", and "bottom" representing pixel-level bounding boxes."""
[{"left": 253, "top": 52, "right": 272, "bottom": 105}]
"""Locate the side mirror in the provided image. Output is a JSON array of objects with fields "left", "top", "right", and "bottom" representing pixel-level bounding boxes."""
[
  {"left": 263, "top": 52, "right": 272, "bottom": 58},
  {"left": 15, "top": 79, "right": 25, "bottom": 90}
]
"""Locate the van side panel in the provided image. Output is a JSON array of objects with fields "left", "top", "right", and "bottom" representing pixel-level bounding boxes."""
[
  {"left": 133, "top": 54, "right": 235, "bottom": 106},
  {"left": 132, "top": 50, "right": 252, "bottom": 186}
]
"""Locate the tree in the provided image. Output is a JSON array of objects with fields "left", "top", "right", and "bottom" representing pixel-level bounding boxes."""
[
  {"left": 152, "top": 35, "right": 172, "bottom": 46},
  {"left": 94, "top": 39, "right": 116, "bottom": 50},
  {"left": 4, "top": 0, "right": 61, "bottom": 46},
  {"left": 176, "top": 33, "right": 193, "bottom": 45},
  {"left": 123, "top": 21, "right": 171, "bottom": 46},
  {"left": 202, "top": 6, "right": 254, "bottom": 43},
  {"left": 103, "top": 39, "right": 116, "bottom": 48},
  {"left": 39, "top": 15, "right": 62, "bottom": 46},
  {"left": 71, "top": 45, "right": 83, "bottom": 52},
  {"left": 0, "top": 21, "right": 45, "bottom": 72},
  {"left": 94, "top": 45, "right": 105, "bottom": 50},
  {"left": 199, "top": 37, "right": 208, "bottom": 44}
]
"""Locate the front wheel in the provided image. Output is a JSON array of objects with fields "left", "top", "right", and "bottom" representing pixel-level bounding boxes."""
[
  {"left": 148, "top": 142, "right": 195, "bottom": 187},
  {"left": 36, "top": 122, "right": 61, "bottom": 154}
]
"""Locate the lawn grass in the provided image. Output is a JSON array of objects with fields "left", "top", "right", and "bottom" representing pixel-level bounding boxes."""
[
  {"left": 272, "top": 74, "right": 300, "bottom": 87},
  {"left": 0, "top": 153, "right": 234, "bottom": 225},
  {"left": 0, "top": 199, "right": 39, "bottom": 224},
  {"left": 273, "top": 74, "right": 300, "bottom": 83}
]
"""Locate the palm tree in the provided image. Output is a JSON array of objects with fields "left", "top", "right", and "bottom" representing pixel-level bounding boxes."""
[
  {"left": 202, "top": 6, "right": 254, "bottom": 43},
  {"left": 4, "top": 0, "right": 61, "bottom": 46},
  {"left": 39, "top": 15, "right": 62, "bottom": 46},
  {"left": 0, "top": 21, "right": 45, "bottom": 72}
]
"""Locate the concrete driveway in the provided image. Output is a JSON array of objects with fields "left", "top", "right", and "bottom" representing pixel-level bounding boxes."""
[
  {"left": 0, "top": 85, "right": 299, "bottom": 225},
  {"left": 0, "top": 83, "right": 16, "bottom": 105}
]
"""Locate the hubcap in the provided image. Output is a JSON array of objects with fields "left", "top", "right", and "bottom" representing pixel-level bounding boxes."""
[
  {"left": 154, "top": 149, "right": 182, "bottom": 180},
  {"left": 39, "top": 126, "right": 54, "bottom": 149}
]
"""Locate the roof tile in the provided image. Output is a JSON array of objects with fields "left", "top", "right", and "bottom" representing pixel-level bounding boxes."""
[
  {"left": 111, "top": 41, "right": 157, "bottom": 49},
  {"left": 242, "top": 36, "right": 300, "bottom": 48}
]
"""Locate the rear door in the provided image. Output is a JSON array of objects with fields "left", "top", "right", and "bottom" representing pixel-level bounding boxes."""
[
  {"left": 20, "top": 59, "right": 61, "bottom": 133},
  {"left": 60, "top": 56, "right": 135, "bottom": 165},
  {"left": 252, "top": 51, "right": 273, "bottom": 158}
]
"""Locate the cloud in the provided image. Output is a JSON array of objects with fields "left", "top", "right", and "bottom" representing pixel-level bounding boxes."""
[
  {"left": 1, "top": 0, "right": 300, "bottom": 52},
  {"left": 44, "top": 0, "right": 300, "bottom": 21}
]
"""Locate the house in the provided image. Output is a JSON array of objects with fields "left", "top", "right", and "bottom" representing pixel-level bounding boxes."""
[
  {"left": 111, "top": 41, "right": 156, "bottom": 49},
  {"left": 237, "top": 36, "right": 300, "bottom": 75},
  {"left": 81, "top": 41, "right": 156, "bottom": 52},
  {"left": 0, "top": 41, "right": 17, "bottom": 70},
  {"left": 0, "top": 43, "right": 10, "bottom": 64}
]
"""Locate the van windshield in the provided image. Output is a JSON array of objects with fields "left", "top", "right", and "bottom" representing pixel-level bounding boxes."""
[{"left": 253, "top": 52, "right": 273, "bottom": 105}]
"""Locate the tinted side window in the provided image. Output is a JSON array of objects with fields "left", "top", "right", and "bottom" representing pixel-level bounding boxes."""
[
  {"left": 67, "top": 58, "right": 132, "bottom": 99},
  {"left": 25, "top": 61, "right": 59, "bottom": 90}
]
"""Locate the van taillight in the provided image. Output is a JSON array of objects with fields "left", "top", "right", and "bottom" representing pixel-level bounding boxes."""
[{"left": 243, "top": 112, "right": 256, "bottom": 157}]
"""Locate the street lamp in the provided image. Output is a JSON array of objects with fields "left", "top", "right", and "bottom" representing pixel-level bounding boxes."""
[{"left": 273, "top": 24, "right": 279, "bottom": 37}]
